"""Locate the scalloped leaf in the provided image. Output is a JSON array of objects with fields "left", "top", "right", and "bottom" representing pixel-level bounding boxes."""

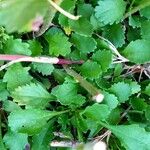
[
  {"left": 95, "top": 0, "right": 126, "bottom": 25},
  {"left": 71, "top": 33, "right": 97, "bottom": 54},
  {"left": 12, "top": 83, "right": 54, "bottom": 109},
  {"left": 123, "top": 40, "right": 150, "bottom": 64},
  {"left": 102, "top": 23, "right": 125, "bottom": 48}
]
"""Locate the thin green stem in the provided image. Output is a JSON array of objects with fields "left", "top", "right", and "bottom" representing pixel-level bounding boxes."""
[
  {"left": 48, "top": 0, "right": 80, "bottom": 20},
  {"left": 129, "top": 0, "right": 136, "bottom": 10},
  {"left": 64, "top": 66, "right": 104, "bottom": 102},
  {"left": 124, "top": 1, "right": 150, "bottom": 19},
  {"left": 64, "top": 66, "right": 100, "bottom": 96}
]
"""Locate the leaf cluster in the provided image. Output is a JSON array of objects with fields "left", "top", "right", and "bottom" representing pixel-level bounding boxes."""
[{"left": 0, "top": 0, "right": 150, "bottom": 150}]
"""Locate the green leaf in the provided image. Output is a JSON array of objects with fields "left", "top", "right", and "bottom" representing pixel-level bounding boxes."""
[
  {"left": 0, "top": 0, "right": 48, "bottom": 32},
  {"left": 145, "top": 83, "right": 150, "bottom": 96},
  {"left": 80, "top": 61, "right": 102, "bottom": 79},
  {"left": 82, "top": 103, "right": 110, "bottom": 121},
  {"left": 129, "top": 16, "right": 141, "bottom": 28},
  {"left": 3, "top": 130, "right": 28, "bottom": 150},
  {"left": 109, "top": 82, "right": 131, "bottom": 103},
  {"left": 58, "top": 0, "right": 76, "bottom": 27},
  {"left": 77, "top": 3, "right": 94, "bottom": 19},
  {"left": 141, "top": 20, "right": 150, "bottom": 40},
  {"left": 3, "top": 100, "right": 21, "bottom": 112},
  {"left": 129, "top": 82, "right": 141, "bottom": 95},
  {"left": 123, "top": 40, "right": 150, "bottom": 64},
  {"left": 45, "top": 32, "right": 72, "bottom": 56},
  {"left": 107, "top": 108, "right": 121, "bottom": 124},
  {"left": 92, "top": 50, "right": 112, "bottom": 72},
  {"left": 4, "top": 36, "right": 31, "bottom": 55},
  {"left": 131, "top": 98, "right": 147, "bottom": 111},
  {"left": 90, "top": 14, "right": 105, "bottom": 30},
  {"left": 32, "top": 63, "right": 54, "bottom": 76},
  {"left": 102, "top": 24, "right": 125, "bottom": 47},
  {"left": 69, "top": 18, "right": 93, "bottom": 36},
  {"left": 8, "top": 109, "right": 65, "bottom": 135},
  {"left": 114, "top": 64, "right": 123, "bottom": 76},
  {"left": 28, "top": 40, "right": 42, "bottom": 56},
  {"left": 95, "top": 0, "right": 126, "bottom": 25},
  {"left": 32, "top": 120, "right": 55, "bottom": 150},
  {"left": 12, "top": 83, "right": 54, "bottom": 109},
  {"left": 103, "top": 92, "right": 119, "bottom": 110},
  {"left": 52, "top": 83, "right": 85, "bottom": 107},
  {"left": 3, "top": 63, "right": 32, "bottom": 91},
  {"left": 145, "top": 106, "right": 150, "bottom": 121},
  {"left": 127, "top": 27, "right": 141, "bottom": 42},
  {"left": 107, "top": 124, "right": 150, "bottom": 150},
  {"left": 0, "top": 82, "right": 9, "bottom": 101},
  {"left": 140, "top": 6, "right": 150, "bottom": 19},
  {"left": 69, "top": 49, "right": 87, "bottom": 61},
  {"left": 71, "top": 33, "right": 97, "bottom": 54}
]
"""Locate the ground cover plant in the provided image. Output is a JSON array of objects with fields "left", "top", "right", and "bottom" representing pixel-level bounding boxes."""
[{"left": 0, "top": 0, "right": 150, "bottom": 149}]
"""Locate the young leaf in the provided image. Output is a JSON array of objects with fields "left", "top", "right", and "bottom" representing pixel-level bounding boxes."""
[
  {"left": 141, "top": 20, "right": 150, "bottom": 40},
  {"left": 52, "top": 83, "right": 85, "bottom": 107},
  {"left": 140, "top": 6, "right": 150, "bottom": 19},
  {"left": 3, "top": 130, "right": 28, "bottom": 150},
  {"left": 102, "top": 24, "right": 125, "bottom": 48},
  {"left": 107, "top": 124, "right": 150, "bottom": 150},
  {"left": 77, "top": 3, "right": 94, "bottom": 19},
  {"left": 103, "top": 92, "right": 119, "bottom": 110},
  {"left": 92, "top": 50, "right": 112, "bottom": 72},
  {"left": 3, "top": 100, "right": 21, "bottom": 112},
  {"left": 3, "top": 63, "right": 32, "bottom": 91},
  {"left": 45, "top": 32, "right": 72, "bottom": 56},
  {"left": 69, "top": 18, "right": 93, "bottom": 36},
  {"left": 32, "top": 63, "right": 54, "bottom": 76},
  {"left": 0, "top": 82, "right": 9, "bottom": 101},
  {"left": 32, "top": 120, "right": 55, "bottom": 150},
  {"left": 129, "top": 16, "right": 141, "bottom": 28},
  {"left": 80, "top": 61, "right": 102, "bottom": 79},
  {"left": 145, "top": 83, "right": 150, "bottom": 96},
  {"left": 82, "top": 103, "right": 110, "bottom": 121},
  {"left": 4, "top": 37, "right": 31, "bottom": 55},
  {"left": 131, "top": 98, "right": 147, "bottom": 111},
  {"left": 71, "top": 33, "right": 97, "bottom": 54},
  {"left": 12, "top": 83, "right": 54, "bottom": 109},
  {"left": 95, "top": 0, "right": 126, "bottom": 25},
  {"left": 0, "top": 0, "right": 49, "bottom": 32},
  {"left": 109, "top": 82, "right": 132, "bottom": 103},
  {"left": 28, "top": 40, "right": 42, "bottom": 56},
  {"left": 8, "top": 109, "right": 66, "bottom": 135},
  {"left": 129, "top": 82, "right": 141, "bottom": 95},
  {"left": 90, "top": 14, "right": 105, "bottom": 30},
  {"left": 123, "top": 40, "right": 150, "bottom": 64}
]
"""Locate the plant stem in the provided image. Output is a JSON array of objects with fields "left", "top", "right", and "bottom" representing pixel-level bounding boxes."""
[
  {"left": 95, "top": 34, "right": 129, "bottom": 63},
  {"left": 124, "top": 1, "right": 150, "bottom": 19},
  {"left": 64, "top": 66, "right": 104, "bottom": 103},
  {"left": 50, "top": 140, "right": 82, "bottom": 148},
  {"left": 48, "top": 0, "right": 81, "bottom": 20},
  {"left": 0, "top": 54, "right": 83, "bottom": 71}
]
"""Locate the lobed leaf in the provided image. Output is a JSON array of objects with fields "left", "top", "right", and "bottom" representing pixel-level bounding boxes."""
[{"left": 12, "top": 83, "right": 54, "bottom": 109}]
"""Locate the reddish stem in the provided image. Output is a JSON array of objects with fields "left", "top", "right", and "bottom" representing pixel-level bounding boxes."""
[
  {"left": 0, "top": 54, "right": 29, "bottom": 61},
  {"left": 0, "top": 54, "right": 83, "bottom": 65},
  {"left": 58, "top": 59, "right": 84, "bottom": 64}
]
